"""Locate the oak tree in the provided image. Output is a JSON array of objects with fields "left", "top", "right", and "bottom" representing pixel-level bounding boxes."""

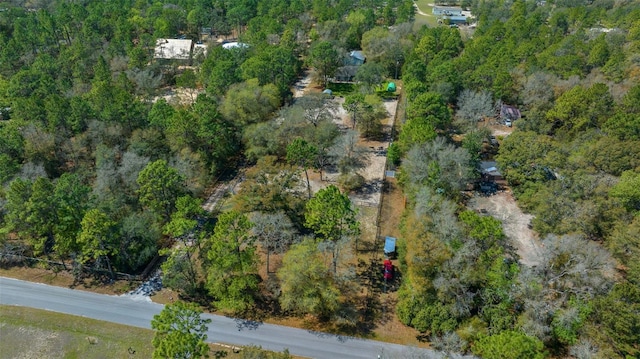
[
  {"left": 277, "top": 238, "right": 340, "bottom": 319},
  {"left": 251, "top": 211, "right": 297, "bottom": 274}
]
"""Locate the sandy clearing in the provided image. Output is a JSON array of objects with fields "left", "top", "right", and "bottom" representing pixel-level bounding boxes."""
[
  {"left": 153, "top": 87, "right": 203, "bottom": 105},
  {"left": 468, "top": 191, "right": 542, "bottom": 266},
  {"left": 307, "top": 96, "right": 398, "bottom": 208},
  {"left": 413, "top": 1, "right": 434, "bottom": 17},
  {"left": 491, "top": 128, "right": 512, "bottom": 137}
]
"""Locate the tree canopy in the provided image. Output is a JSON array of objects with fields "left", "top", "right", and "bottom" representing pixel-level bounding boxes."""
[
  {"left": 3, "top": 0, "right": 640, "bottom": 357},
  {"left": 151, "top": 301, "right": 211, "bottom": 359}
]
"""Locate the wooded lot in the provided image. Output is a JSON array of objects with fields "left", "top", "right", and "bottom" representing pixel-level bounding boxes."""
[{"left": 1, "top": 0, "right": 640, "bottom": 357}]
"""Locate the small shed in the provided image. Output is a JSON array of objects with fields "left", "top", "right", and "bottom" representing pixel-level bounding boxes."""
[
  {"left": 322, "top": 89, "right": 334, "bottom": 98},
  {"left": 387, "top": 82, "right": 396, "bottom": 92},
  {"left": 480, "top": 161, "right": 502, "bottom": 179},
  {"left": 384, "top": 236, "right": 397, "bottom": 258},
  {"left": 500, "top": 104, "right": 521, "bottom": 120}
]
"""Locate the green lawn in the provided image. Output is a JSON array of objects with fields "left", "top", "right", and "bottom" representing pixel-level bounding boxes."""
[
  {"left": 0, "top": 305, "right": 156, "bottom": 359},
  {"left": 0, "top": 305, "right": 299, "bottom": 359},
  {"left": 326, "top": 82, "right": 356, "bottom": 96},
  {"left": 414, "top": 0, "right": 434, "bottom": 11},
  {"left": 412, "top": 0, "right": 439, "bottom": 30}
]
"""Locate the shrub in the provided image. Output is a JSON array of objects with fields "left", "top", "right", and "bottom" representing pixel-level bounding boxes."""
[
  {"left": 337, "top": 173, "right": 365, "bottom": 192},
  {"left": 387, "top": 142, "right": 402, "bottom": 167},
  {"left": 472, "top": 330, "right": 546, "bottom": 359}
]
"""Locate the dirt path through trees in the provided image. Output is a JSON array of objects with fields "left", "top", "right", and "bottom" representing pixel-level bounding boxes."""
[
  {"left": 467, "top": 124, "right": 544, "bottom": 266},
  {"left": 468, "top": 192, "right": 542, "bottom": 266}
]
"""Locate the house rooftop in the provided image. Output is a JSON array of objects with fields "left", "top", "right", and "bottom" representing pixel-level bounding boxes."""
[
  {"left": 444, "top": 15, "right": 467, "bottom": 21},
  {"left": 222, "top": 41, "right": 249, "bottom": 50},
  {"left": 480, "top": 161, "right": 501, "bottom": 176},
  {"left": 154, "top": 39, "right": 192, "bottom": 60},
  {"left": 433, "top": 6, "right": 463, "bottom": 11},
  {"left": 501, "top": 104, "right": 521, "bottom": 120},
  {"left": 350, "top": 50, "right": 365, "bottom": 61}
]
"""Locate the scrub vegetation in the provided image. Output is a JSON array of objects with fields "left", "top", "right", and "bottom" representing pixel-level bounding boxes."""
[{"left": 1, "top": 0, "right": 640, "bottom": 358}]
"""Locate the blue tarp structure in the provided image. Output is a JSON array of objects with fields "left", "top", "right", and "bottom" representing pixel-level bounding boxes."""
[{"left": 384, "top": 236, "right": 396, "bottom": 256}]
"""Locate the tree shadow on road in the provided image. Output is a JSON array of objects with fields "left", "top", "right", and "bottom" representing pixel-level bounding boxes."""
[{"left": 233, "top": 317, "right": 263, "bottom": 331}]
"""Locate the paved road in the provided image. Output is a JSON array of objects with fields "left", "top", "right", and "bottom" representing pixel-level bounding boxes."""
[{"left": 0, "top": 277, "right": 440, "bottom": 359}]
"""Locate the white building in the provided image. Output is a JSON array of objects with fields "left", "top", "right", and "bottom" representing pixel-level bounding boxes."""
[
  {"left": 154, "top": 39, "right": 193, "bottom": 60},
  {"left": 221, "top": 41, "right": 249, "bottom": 50}
]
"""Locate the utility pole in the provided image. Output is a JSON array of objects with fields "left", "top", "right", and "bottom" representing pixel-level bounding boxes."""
[{"left": 395, "top": 60, "right": 399, "bottom": 80}]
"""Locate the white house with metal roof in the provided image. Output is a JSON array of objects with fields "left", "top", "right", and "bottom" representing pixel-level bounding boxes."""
[
  {"left": 432, "top": 6, "right": 463, "bottom": 16},
  {"left": 154, "top": 39, "right": 193, "bottom": 60}
]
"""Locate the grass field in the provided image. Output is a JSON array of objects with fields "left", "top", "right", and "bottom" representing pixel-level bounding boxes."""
[
  {"left": 414, "top": 0, "right": 434, "bottom": 10},
  {"left": 413, "top": 0, "right": 439, "bottom": 30},
  {"left": 326, "top": 82, "right": 355, "bottom": 96},
  {"left": 0, "top": 306, "right": 280, "bottom": 359},
  {"left": 0, "top": 305, "right": 155, "bottom": 359}
]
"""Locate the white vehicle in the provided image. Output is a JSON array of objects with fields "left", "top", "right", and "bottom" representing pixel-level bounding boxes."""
[{"left": 505, "top": 119, "right": 512, "bottom": 127}]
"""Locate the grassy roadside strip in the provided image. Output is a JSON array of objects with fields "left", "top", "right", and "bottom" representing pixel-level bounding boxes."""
[
  {"left": 0, "top": 305, "right": 300, "bottom": 359},
  {"left": 0, "top": 305, "right": 155, "bottom": 359}
]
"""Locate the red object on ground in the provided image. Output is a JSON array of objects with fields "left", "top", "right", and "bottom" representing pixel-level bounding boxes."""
[{"left": 383, "top": 259, "right": 393, "bottom": 280}]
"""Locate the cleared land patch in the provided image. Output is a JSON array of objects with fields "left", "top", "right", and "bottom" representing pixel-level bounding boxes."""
[
  {"left": 0, "top": 305, "right": 282, "bottom": 359},
  {"left": 0, "top": 305, "right": 155, "bottom": 359}
]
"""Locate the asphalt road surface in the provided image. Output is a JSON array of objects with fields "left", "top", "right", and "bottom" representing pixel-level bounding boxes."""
[{"left": 0, "top": 277, "right": 440, "bottom": 359}]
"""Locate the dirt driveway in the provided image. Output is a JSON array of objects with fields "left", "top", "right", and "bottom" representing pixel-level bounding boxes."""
[
  {"left": 467, "top": 191, "right": 542, "bottom": 266},
  {"left": 467, "top": 123, "right": 543, "bottom": 267}
]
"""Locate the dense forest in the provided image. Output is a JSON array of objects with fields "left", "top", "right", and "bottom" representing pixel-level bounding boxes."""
[
  {"left": 394, "top": 0, "right": 640, "bottom": 358},
  {"left": 0, "top": 0, "right": 411, "bottom": 274},
  {"left": 1, "top": 0, "right": 640, "bottom": 358}
]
